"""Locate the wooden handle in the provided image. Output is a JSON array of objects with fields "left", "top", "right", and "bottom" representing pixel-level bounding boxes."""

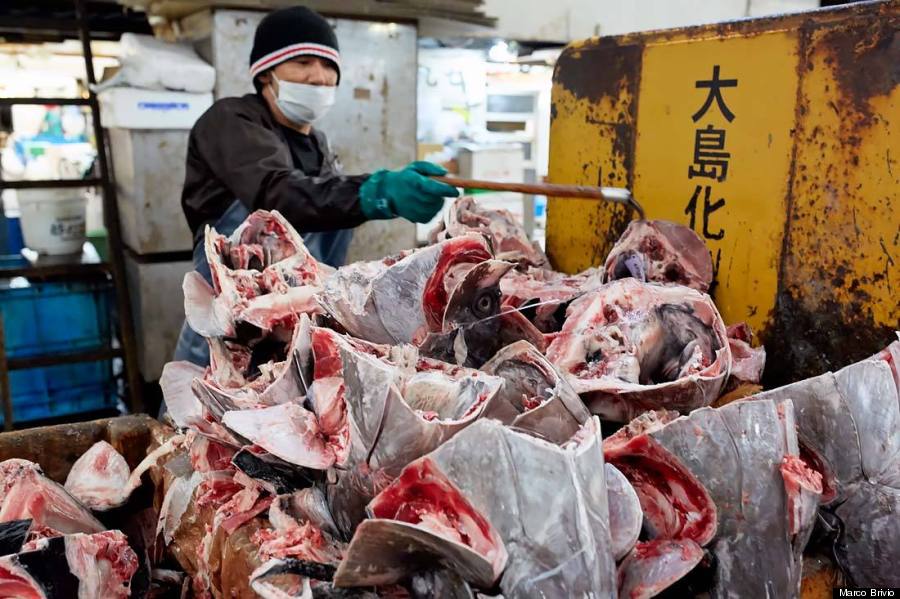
[
  {"left": 431, "top": 176, "right": 603, "bottom": 198},
  {"left": 431, "top": 175, "right": 645, "bottom": 218}
]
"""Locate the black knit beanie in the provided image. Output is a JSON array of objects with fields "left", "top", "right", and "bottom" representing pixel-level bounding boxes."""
[{"left": 249, "top": 6, "right": 341, "bottom": 88}]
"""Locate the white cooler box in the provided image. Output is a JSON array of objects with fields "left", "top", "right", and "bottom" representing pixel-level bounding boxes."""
[{"left": 98, "top": 88, "right": 212, "bottom": 130}]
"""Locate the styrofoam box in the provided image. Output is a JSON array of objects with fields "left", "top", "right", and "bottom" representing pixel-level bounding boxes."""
[
  {"left": 457, "top": 144, "right": 525, "bottom": 182},
  {"left": 124, "top": 255, "right": 193, "bottom": 381},
  {"left": 98, "top": 87, "right": 212, "bottom": 130},
  {"left": 109, "top": 128, "right": 194, "bottom": 254}
]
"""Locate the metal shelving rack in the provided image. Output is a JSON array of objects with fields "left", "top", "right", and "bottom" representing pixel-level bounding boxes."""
[{"left": 0, "top": 0, "right": 144, "bottom": 429}]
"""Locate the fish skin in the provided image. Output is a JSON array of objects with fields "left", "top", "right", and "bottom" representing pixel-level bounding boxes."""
[
  {"left": 269, "top": 488, "right": 341, "bottom": 541},
  {"left": 250, "top": 558, "right": 381, "bottom": 599},
  {"left": 0, "top": 519, "right": 32, "bottom": 556},
  {"left": 423, "top": 418, "right": 617, "bottom": 599},
  {"left": 645, "top": 399, "right": 814, "bottom": 598},
  {"left": 408, "top": 569, "right": 476, "bottom": 599},
  {"left": 319, "top": 259, "right": 395, "bottom": 344},
  {"left": 753, "top": 352, "right": 900, "bottom": 587},
  {"left": 604, "top": 463, "right": 642, "bottom": 562},
  {"left": 231, "top": 449, "right": 319, "bottom": 496},
  {"left": 0, "top": 535, "right": 80, "bottom": 598},
  {"left": 371, "top": 245, "right": 444, "bottom": 344}
]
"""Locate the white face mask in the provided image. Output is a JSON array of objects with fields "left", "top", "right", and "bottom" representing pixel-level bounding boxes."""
[{"left": 271, "top": 74, "right": 336, "bottom": 125}]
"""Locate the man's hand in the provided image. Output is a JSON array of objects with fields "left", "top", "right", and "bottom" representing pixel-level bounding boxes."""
[{"left": 359, "top": 161, "right": 460, "bottom": 223}]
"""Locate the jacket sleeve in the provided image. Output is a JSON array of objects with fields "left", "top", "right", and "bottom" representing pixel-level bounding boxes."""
[{"left": 193, "top": 101, "right": 370, "bottom": 233}]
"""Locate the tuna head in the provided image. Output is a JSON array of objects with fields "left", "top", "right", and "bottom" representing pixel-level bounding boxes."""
[
  {"left": 636, "top": 398, "right": 820, "bottom": 598},
  {"left": 194, "top": 318, "right": 307, "bottom": 417},
  {"left": 499, "top": 266, "right": 606, "bottom": 334},
  {"left": 603, "top": 219, "right": 713, "bottom": 292},
  {"left": 338, "top": 346, "right": 503, "bottom": 475},
  {"left": 422, "top": 417, "right": 618, "bottom": 599},
  {"left": 322, "top": 234, "right": 494, "bottom": 346},
  {"left": 186, "top": 210, "right": 322, "bottom": 339},
  {"left": 480, "top": 340, "right": 590, "bottom": 443},
  {"left": 418, "top": 259, "right": 516, "bottom": 367},
  {"left": 431, "top": 196, "right": 550, "bottom": 268},
  {"left": 752, "top": 345, "right": 900, "bottom": 588},
  {"left": 546, "top": 278, "right": 731, "bottom": 422}
]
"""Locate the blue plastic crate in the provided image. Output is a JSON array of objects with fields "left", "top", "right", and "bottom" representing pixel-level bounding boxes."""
[
  {"left": 0, "top": 280, "right": 112, "bottom": 358},
  {"left": 3, "top": 216, "right": 24, "bottom": 255},
  {"left": 3, "top": 361, "right": 116, "bottom": 425}
]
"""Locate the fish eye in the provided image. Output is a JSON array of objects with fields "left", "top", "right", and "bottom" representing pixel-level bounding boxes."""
[{"left": 472, "top": 289, "right": 497, "bottom": 317}]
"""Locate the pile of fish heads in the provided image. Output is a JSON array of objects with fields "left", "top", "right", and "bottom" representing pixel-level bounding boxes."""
[
  {"left": 95, "top": 204, "right": 894, "bottom": 597},
  {"left": 0, "top": 434, "right": 188, "bottom": 598}
]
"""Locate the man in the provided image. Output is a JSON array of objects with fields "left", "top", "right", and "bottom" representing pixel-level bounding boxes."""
[{"left": 174, "top": 6, "right": 459, "bottom": 368}]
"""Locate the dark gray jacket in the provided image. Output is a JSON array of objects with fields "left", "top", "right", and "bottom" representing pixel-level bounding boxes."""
[{"left": 181, "top": 93, "right": 369, "bottom": 243}]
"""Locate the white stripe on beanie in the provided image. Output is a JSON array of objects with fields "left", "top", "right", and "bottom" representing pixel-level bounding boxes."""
[{"left": 249, "top": 42, "right": 341, "bottom": 78}]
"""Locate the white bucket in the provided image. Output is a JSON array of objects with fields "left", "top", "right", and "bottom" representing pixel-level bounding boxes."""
[{"left": 17, "top": 188, "right": 87, "bottom": 255}]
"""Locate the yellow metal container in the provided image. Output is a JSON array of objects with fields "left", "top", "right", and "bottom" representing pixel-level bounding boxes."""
[{"left": 548, "top": 1, "right": 898, "bottom": 385}]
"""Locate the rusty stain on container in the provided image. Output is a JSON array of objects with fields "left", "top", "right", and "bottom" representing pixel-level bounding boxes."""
[
  {"left": 548, "top": 37, "right": 643, "bottom": 271},
  {"left": 548, "top": 1, "right": 898, "bottom": 386},
  {"left": 767, "top": 7, "right": 898, "bottom": 384}
]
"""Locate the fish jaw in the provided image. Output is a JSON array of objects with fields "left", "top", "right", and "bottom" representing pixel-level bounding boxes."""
[
  {"left": 222, "top": 403, "right": 335, "bottom": 470},
  {"left": 603, "top": 413, "right": 718, "bottom": 547},
  {"left": 333, "top": 457, "right": 507, "bottom": 588}
]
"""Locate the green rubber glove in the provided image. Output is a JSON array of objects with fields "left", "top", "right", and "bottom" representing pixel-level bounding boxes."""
[{"left": 359, "top": 161, "right": 460, "bottom": 223}]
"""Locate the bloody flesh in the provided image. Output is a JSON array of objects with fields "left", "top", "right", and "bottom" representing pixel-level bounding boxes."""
[
  {"left": 780, "top": 455, "right": 824, "bottom": 536},
  {"left": 370, "top": 458, "right": 496, "bottom": 557}
]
